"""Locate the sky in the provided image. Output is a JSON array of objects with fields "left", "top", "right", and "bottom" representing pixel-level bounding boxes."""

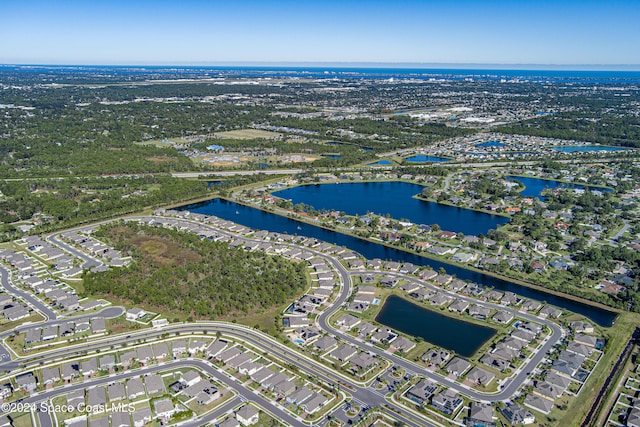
[{"left": 1, "top": 0, "right": 639, "bottom": 68}]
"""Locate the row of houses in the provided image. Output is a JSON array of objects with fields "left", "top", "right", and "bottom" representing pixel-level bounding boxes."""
[
  {"left": 206, "top": 340, "right": 331, "bottom": 415},
  {"left": 0, "top": 291, "right": 30, "bottom": 322},
  {"left": 0, "top": 248, "right": 84, "bottom": 314},
  {"left": 523, "top": 333, "right": 603, "bottom": 415},
  {"left": 59, "top": 229, "right": 129, "bottom": 267},
  {"left": 23, "top": 317, "right": 106, "bottom": 346}
]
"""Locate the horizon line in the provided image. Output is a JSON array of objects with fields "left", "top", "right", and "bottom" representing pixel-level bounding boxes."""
[{"left": 2, "top": 61, "right": 640, "bottom": 72}]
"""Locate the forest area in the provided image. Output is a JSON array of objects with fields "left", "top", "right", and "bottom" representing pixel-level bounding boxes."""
[{"left": 82, "top": 223, "right": 309, "bottom": 320}]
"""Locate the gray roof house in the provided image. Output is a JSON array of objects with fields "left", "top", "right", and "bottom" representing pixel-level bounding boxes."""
[
  {"left": 446, "top": 357, "right": 471, "bottom": 377},
  {"left": 431, "top": 389, "right": 464, "bottom": 415},
  {"left": 406, "top": 379, "right": 438, "bottom": 405},
  {"left": 107, "top": 383, "right": 126, "bottom": 401},
  {"left": 422, "top": 349, "right": 451, "bottom": 367},
  {"left": 41, "top": 366, "right": 60, "bottom": 385},
  {"left": 466, "top": 402, "right": 495, "bottom": 427},
  {"left": 329, "top": 344, "right": 357, "bottom": 362},
  {"left": 145, "top": 374, "right": 165, "bottom": 395},
  {"left": 313, "top": 336, "right": 338, "bottom": 352},
  {"left": 501, "top": 404, "right": 535, "bottom": 425},
  {"left": 87, "top": 386, "right": 107, "bottom": 407},
  {"left": 466, "top": 366, "right": 495, "bottom": 386},
  {"left": 126, "top": 378, "right": 146, "bottom": 399}
]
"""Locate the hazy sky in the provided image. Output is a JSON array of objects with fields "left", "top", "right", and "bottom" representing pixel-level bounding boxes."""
[{"left": 2, "top": 0, "right": 639, "bottom": 67}]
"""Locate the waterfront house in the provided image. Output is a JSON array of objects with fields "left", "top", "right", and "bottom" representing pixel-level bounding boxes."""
[
  {"left": 492, "top": 310, "right": 514, "bottom": 324},
  {"left": 469, "top": 305, "right": 491, "bottom": 320},
  {"left": 466, "top": 367, "right": 495, "bottom": 386},
  {"left": 521, "top": 299, "right": 542, "bottom": 312},
  {"left": 449, "top": 299, "right": 469, "bottom": 314},
  {"left": 391, "top": 336, "right": 415, "bottom": 353},
  {"left": 570, "top": 321, "right": 594, "bottom": 334},
  {"left": 422, "top": 349, "right": 451, "bottom": 367},
  {"left": 446, "top": 357, "right": 471, "bottom": 377}
]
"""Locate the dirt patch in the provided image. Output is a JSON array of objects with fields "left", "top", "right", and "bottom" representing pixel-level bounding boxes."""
[
  {"left": 145, "top": 156, "right": 174, "bottom": 163},
  {"left": 214, "top": 129, "right": 281, "bottom": 140},
  {"left": 129, "top": 234, "right": 201, "bottom": 267},
  {"left": 108, "top": 226, "right": 201, "bottom": 267}
]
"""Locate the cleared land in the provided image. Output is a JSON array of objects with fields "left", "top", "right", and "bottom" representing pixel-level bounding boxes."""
[{"left": 214, "top": 129, "right": 282, "bottom": 139}]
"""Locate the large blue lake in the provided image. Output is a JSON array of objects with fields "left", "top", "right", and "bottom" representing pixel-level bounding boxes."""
[
  {"left": 273, "top": 182, "right": 508, "bottom": 235},
  {"left": 368, "top": 160, "right": 393, "bottom": 166},
  {"left": 376, "top": 295, "right": 496, "bottom": 357},
  {"left": 476, "top": 141, "right": 505, "bottom": 148},
  {"left": 179, "top": 198, "right": 617, "bottom": 326},
  {"left": 404, "top": 155, "right": 450, "bottom": 163},
  {"left": 507, "top": 176, "right": 612, "bottom": 199}
]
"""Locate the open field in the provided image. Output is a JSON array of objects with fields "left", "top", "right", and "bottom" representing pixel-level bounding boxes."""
[
  {"left": 214, "top": 129, "right": 282, "bottom": 140},
  {"left": 134, "top": 138, "right": 186, "bottom": 148}
]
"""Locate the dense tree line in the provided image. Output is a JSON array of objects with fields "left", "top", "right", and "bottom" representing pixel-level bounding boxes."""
[
  {"left": 497, "top": 112, "right": 640, "bottom": 148},
  {"left": 0, "top": 176, "right": 209, "bottom": 240},
  {"left": 82, "top": 223, "right": 308, "bottom": 318}
]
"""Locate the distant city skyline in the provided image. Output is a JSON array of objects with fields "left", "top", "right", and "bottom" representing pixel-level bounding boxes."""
[{"left": 2, "top": 0, "right": 639, "bottom": 68}]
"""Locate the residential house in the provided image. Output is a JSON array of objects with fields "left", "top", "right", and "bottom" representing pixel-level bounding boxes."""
[
  {"left": 466, "top": 367, "right": 495, "bottom": 386},
  {"left": 446, "top": 357, "right": 471, "bottom": 377},
  {"left": 431, "top": 389, "right": 464, "bottom": 415},
  {"left": 501, "top": 404, "right": 535, "bottom": 425},
  {"left": 236, "top": 405, "right": 259, "bottom": 426},
  {"left": 329, "top": 344, "right": 357, "bottom": 362},
  {"left": 465, "top": 402, "right": 495, "bottom": 427},
  {"left": 406, "top": 379, "right": 438, "bottom": 405}
]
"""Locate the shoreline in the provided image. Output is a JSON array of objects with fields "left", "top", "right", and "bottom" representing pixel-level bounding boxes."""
[{"left": 211, "top": 195, "right": 620, "bottom": 320}]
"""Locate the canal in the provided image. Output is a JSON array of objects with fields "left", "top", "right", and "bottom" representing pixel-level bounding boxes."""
[{"left": 178, "top": 198, "right": 617, "bottom": 327}]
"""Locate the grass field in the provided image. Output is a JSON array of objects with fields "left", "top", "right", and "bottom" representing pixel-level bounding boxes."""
[
  {"left": 134, "top": 138, "right": 185, "bottom": 148},
  {"left": 214, "top": 129, "right": 282, "bottom": 140}
]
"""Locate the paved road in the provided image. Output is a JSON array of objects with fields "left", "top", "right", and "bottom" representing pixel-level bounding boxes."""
[
  {"left": 0, "top": 214, "right": 570, "bottom": 426},
  {"left": 0, "top": 303, "right": 124, "bottom": 363},
  {"left": 170, "top": 157, "right": 638, "bottom": 179},
  {"left": 46, "top": 233, "right": 102, "bottom": 270},
  {"left": 0, "top": 322, "right": 430, "bottom": 427},
  {"left": 0, "top": 265, "right": 57, "bottom": 320},
  {"left": 4, "top": 359, "right": 305, "bottom": 427},
  {"left": 121, "top": 214, "right": 564, "bottom": 402},
  {"left": 172, "top": 169, "right": 304, "bottom": 178}
]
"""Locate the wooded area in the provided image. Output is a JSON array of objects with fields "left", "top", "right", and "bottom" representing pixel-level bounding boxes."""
[{"left": 82, "top": 223, "right": 308, "bottom": 319}]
